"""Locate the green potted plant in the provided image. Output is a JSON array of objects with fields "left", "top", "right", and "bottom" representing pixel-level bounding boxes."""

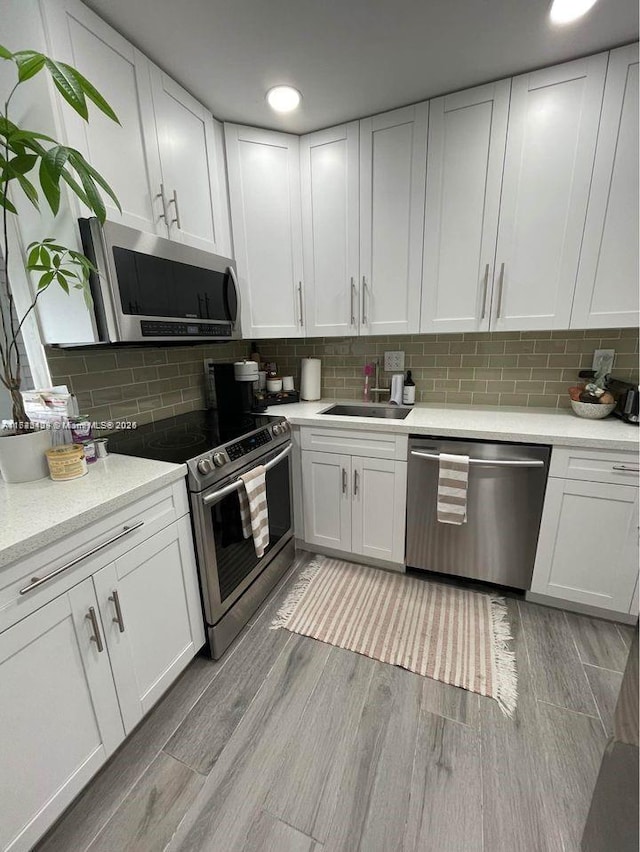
[{"left": 0, "top": 43, "right": 119, "bottom": 482}]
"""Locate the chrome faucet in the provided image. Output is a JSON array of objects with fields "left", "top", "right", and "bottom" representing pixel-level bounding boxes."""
[{"left": 370, "top": 358, "right": 390, "bottom": 404}]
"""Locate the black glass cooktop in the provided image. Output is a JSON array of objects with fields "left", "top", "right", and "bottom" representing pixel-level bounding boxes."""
[{"left": 106, "top": 409, "right": 276, "bottom": 464}]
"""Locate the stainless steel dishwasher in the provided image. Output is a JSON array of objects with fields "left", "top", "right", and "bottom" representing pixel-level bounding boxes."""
[{"left": 406, "top": 437, "right": 551, "bottom": 589}]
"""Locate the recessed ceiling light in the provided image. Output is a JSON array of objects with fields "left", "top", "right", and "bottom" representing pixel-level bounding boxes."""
[
  {"left": 549, "top": 0, "right": 598, "bottom": 24},
  {"left": 266, "top": 85, "right": 302, "bottom": 113}
]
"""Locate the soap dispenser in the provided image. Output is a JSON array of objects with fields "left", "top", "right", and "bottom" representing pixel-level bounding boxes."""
[{"left": 402, "top": 370, "right": 415, "bottom": 405}]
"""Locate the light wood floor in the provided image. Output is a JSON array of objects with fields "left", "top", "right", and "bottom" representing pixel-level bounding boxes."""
[{"left": 36, "top": 552, "right": 635, "bottom": 852}]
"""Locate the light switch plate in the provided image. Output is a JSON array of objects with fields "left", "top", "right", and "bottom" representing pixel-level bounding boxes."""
[
  {"left": 384, "top": 350, "right": 405, "bottom": 372},
  {"left": 592, "top": 348, "right": 615, "bottom": 378}
]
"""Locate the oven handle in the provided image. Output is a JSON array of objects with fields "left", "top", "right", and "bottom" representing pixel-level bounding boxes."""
[{"left": 202, "top": 442, "right": 292, "bottom": 506}]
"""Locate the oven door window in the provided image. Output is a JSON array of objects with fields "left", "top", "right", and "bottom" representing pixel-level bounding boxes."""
[
  {"left": 112, "top": 246, "right": 236, "bottom": 322},
  {"left": 209, "top": 456, "right": 291, "bottom": 603}
]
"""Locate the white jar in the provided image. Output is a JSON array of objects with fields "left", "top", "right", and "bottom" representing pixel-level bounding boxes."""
[{"left": 266, "top": 377, "right": 283, "bottom": 393}]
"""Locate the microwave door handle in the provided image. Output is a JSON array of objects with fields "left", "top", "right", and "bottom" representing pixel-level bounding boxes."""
[{"left": 226, "top": 266, "right": 240, "bottom": 329}]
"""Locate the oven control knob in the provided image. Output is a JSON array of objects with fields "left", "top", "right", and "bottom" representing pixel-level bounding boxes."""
[
  {"left": 197, "top": 458, "right": 213, "bottom": 475},
  {"left": 273, "top": 424, "right": 283, "bottom": 436},
  {"left": 212, "top": 452, "right": 226, "bottom": 467}
]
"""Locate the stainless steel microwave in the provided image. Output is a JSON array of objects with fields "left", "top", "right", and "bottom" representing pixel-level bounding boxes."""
[{"left": 79, "top": 218, "right": 240, "bottom": 344}]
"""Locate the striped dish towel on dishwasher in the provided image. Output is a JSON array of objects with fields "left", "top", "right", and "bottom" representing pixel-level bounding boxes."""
[
  {"left": 437, "top": 453, "right": 469, "bottom": 525},
  {"left": 238, "top": 465, "right": 269, "bottom": 557}
]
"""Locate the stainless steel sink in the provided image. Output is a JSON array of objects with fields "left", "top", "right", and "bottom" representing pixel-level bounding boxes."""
[{"left": 321, "top": 404, "right": 412, "bottom": 419}]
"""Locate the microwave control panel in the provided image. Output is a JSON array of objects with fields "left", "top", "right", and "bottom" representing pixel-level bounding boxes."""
[{"left": 140, "top": 320, "right": 232, "bottom": 337}]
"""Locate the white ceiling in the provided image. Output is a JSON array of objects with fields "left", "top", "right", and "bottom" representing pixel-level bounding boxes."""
[{"left": 85, "top": 0, "right": 638, "bottom": 133}]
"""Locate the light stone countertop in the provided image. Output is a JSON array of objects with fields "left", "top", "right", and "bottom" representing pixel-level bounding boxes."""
[
  {"left": 266, "top": 400, "right": 639, "bottom": 451},
  {"left": 0, "top": 454, "right": 186, "bottom": 569}
]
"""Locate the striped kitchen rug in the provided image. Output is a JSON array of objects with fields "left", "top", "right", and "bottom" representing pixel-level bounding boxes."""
[{"left": 271, "top": 557, "right": 517, "bottom": 716}]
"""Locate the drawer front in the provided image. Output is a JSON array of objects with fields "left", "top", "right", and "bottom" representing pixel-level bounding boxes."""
[
  {"left": 0, "top": 481, "right": 189, "bottom": 634},
  {"left": 550, "top": 446, "right": 639, "bottom": 485},
  {"left": 300, "top": 427, "right": 408, "bottom": 460}
]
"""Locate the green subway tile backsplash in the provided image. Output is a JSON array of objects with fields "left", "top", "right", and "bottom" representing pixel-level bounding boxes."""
[{"left": 46, "top": 328, "right": 638, "bottom": 425}]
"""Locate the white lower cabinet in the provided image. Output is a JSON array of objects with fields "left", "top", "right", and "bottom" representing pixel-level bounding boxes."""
[
  {"left": 0, "top": 484, "right": 204, "bottom": 852},
  {"left": 92, "top": 516, "right": 203, "bottom": 733},
  {"left": 531, "top": 449, "right": 640, "bottom": 616},
  {"left": 0, "top": 578, "right": 124, "bottom": 852},
  {"left": 351, "top": 456, "right": 408, "bottom": 564},
  {"left": 302, "top": 451, "right": 352, "bottom": 552},
  {"left": 301, "top": 440, "right": 407, "bottom": 567}
]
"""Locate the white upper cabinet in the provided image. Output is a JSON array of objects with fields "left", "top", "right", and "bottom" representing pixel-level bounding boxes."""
[
  {"left": 148, "top": 62, "right": 232, "bottom": 256},
  {"left": 359, "top": 104, "right": 428, "bottom": 336},
  {"left": 572, "top": 44, "right": 639, "bottom": 329},
  {"left": 492, "top": 54, "right": 608, "bottom": 331},
  {"left": 41, "top": 0, "right": 165, "bottom": 235},
  {"left": 421, "top": 81, "right": 510, "bottom": 333},
  {"left": 301, "top": 123, "right": 360, "bottom": 336},
  {"left": 225, "top": 124, "right": 305, "bottom": 339}
]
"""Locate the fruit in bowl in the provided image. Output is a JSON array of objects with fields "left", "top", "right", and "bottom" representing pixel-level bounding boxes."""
[
  {"left": 570, "top": 400, "right": 616, "bottom": 419},
  {"left": 568, "top": 383, "right": 616, "bottom": 419}
]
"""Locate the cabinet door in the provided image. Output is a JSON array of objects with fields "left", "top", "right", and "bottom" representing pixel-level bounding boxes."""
[
  {"left": 225, "top": 124, "right": 304, "bottom": 338},
  {"left": 302, "top": 452, "right": 352, "bottom": 552},
  {"left": 301, "top": 123, "right": 360, "bottom": 336},
  {"left": 531, "top": 479, "right": 639, "bottom": 613},
  {"left": 572, "top": 44, "right": 639, "bottom": 329},
  {"left": 149, "top": 63, "right": 232, "bottom": 255},
  {"left": 359, "top": 104, "right": 428, "bottom": 335},
  {"left": 92, "top": 518, "right": 205, "bottom": 733},
  {"left": 421, "top": 81, "right": 510, "bottom": 333},
  {"left": 492, "top": 54, "right": 607, "bottom": 331},
  {"left": 41, "top": 0, "right": 164, "bottom": 234},
  {"left": 0, "top": 578, "right": 123, "bottom": 852},
  {"left": 352, "top": 458, "right": 407, "bottom": 565}
]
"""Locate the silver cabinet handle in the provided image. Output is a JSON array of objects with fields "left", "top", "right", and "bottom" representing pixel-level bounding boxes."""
[
  {"left": 362, "top": 276, "right": 368, "bottom": 325},
  {"left": 342, "top": 467, "right": 347, "bottom": 494},
  {"left": 480, "top": 263, "right": 490, "bottom": 320},
  {"left": 169, "top": 189, "right": 181, "bottom": 229},
  {"left": 19, "top": 522, "right": 145, "bottom": 595},
  {"left": 109, "top": 589, "right": 125, "bottom": 633},
  {"left": 353, "top": 469, "right": 359, "bottom": 496},
  {"left": 495, "top": 262, "right": 505, "bottom": 319},
  {"left": 350, "top": 277, "right": 356, "bottom": 326},
  {"left": 86, "top": 607, "right": 104, "bottom": 652},
  {"left": 297, "top": 282, "right": 304, "bottom": 327},
  {"left": 157, "top": 183, "right": 169, "bottom": 221},
  {"left": 410, "top": 450, "right": 544, "bottom": 468},
  {"left": 612, "top": 464, "right": 640, "bottom": 472},
  {"left": 202, "top": 443, "right": 292, "bottom": 506}
]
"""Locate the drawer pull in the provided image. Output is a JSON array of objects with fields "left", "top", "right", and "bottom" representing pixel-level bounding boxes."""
[
  {"left": 86, "top": 607, "right": 104, "bottom": 652},
  {"left": 109, "top": 589, "right": 126, "bottom": 633},
  {"left": 19, "top": 522, "right": 144, "bottom": 595},
  {"left": 342, "top": 467, "right": 348, "bottom": 495},
  {"left": 612, "top": 464, "right": 639, "bottom": 472}
]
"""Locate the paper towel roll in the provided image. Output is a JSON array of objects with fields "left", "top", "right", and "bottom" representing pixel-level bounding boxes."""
[
  {"left": 390, "top": 374, "right": 404, "bottom": 405},
  {"left": 301, "top": 358, "right": 321, "bottom": 400}
]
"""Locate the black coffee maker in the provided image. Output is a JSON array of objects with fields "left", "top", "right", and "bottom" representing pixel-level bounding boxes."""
[{"left": 205, "top": 361, "right": 266, "bottom": 416}]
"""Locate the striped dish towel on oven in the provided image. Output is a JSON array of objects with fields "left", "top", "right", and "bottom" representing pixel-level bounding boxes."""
[
  {"left": 437, "top": 453, "right": 469, "bottom": 525},
  {"left": 238, "top": 465, "right": 269, "bottom": 557}
]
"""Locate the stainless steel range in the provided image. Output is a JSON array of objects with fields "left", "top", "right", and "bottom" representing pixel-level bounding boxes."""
[{"left": 108, "top": 403, "right": 294, "bottom": 659}]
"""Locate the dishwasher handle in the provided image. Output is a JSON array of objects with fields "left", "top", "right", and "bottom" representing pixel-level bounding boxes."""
[{"left": 410, "top": 450, "right": 545, "bottom": 468}]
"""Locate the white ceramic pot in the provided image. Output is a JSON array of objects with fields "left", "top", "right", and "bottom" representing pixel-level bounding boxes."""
[{"left": 0, "top": 428, "right": 51, "bottom": 483}]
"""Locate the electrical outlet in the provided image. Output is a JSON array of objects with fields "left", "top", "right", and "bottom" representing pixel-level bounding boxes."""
[
  {"left": 384, "top": 350, "right": 405, "bottom": 372},
  {"left": 592, "top": 348, "right": 615, "bottom": 378}
]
